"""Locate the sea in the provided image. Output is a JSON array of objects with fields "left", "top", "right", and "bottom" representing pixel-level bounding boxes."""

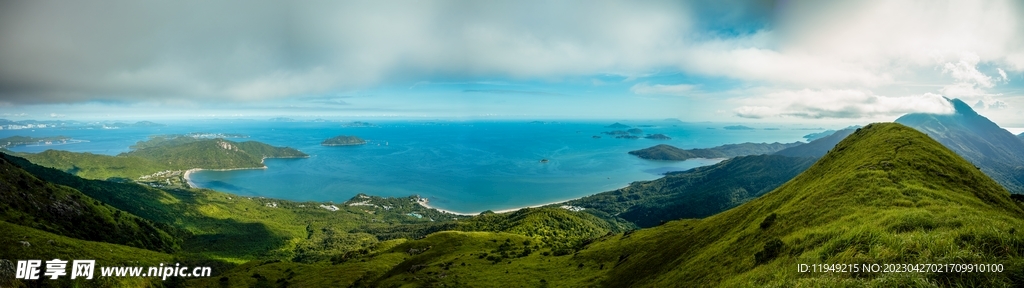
[{"left": 2, "top": 120, "right": 815, "bottom": 214}]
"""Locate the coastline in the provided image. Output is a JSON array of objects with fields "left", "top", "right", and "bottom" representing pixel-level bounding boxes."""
[
  {"left": 415, "top": 196, "right": 591, "bottom": 216},
  {"left": 184, "top": 155, "right": 309, "bottom": 189},
  {"left": 183, "top": 166, "right": 268, "bottom": 189}
]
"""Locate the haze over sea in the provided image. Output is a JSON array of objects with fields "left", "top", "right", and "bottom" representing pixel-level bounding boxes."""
[{"left": 3, "top": 119, "right": 814, "bottom": 213}]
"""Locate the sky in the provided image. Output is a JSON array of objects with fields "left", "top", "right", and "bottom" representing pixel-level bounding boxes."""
[{"left": 2, "top": 0, "right": 1024, "bottom": 125}]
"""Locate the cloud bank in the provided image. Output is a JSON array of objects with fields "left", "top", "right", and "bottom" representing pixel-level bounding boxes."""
[{"left": 0, "top": 0, "right": 1021, "bottom": 121}]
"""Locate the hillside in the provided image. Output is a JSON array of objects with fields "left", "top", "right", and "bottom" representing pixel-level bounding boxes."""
[
  {"left": 897, "top": 98, "right": 1024, "bottom": 194},
  {"left": 0, "top": 154, "right": 181, "bottom": 253},
  {"left": 125, "top": 138, "right": 308, "bottom": 170},
  {"left": 585, "top": 123, "right": 1024, "bottom": 286},
  {"left": 629, "top": 142, "right": 802, "bottom": 161},
  {"left": 567, "top": 155, "right": 817, "bottom": 227},
  {"left": 17, "top": 149, "right": 171, "bottom": 180},
  {"left": 0, "top": 221, "right": 178, "bottom": 287},
  {"left": 14, "top": 137, "right": 307, "bottom": 183},
  {"left": 773, "top": 128, "right": 857, "bottom": 158}
]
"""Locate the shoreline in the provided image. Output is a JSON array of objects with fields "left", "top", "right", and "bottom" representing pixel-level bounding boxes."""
[
  {"left": 184, "top": 156, "right": 308, "bottom": 188},
  {"left": 183, "top": 166, "right": 268, "bottom": 189},
  {"left": 415, "top": 196, "right": 596, "bottom": 216}
]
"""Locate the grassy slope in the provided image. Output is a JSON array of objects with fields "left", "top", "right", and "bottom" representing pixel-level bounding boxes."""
[
  {"left": 0, "top": 222, "right": 177, "bottom": 288},
  {"left": 0, "top": 154, "right": 180, "bottom": 253},
  {"left": 897, "top": 98, "right": 1024, "bottom": 194},
  {"left": 580, "top": 123, "right": 1024, "bottom": 287},
  {"left": 5, "top": 152, "right": 468, "bottom": 264},
  {"left": 628, "top": 142, "right": 803, "bottom": 161},
  {"left": 567, "top": 155, "right": 816, "bottom": 228},
  {"left": 189, "top": 207, "right": 624, "bottom": 287},
  {"left": 17, "top": 150, "right": 170, "bottom": 180},
  {"left": 125, "top": 138, "right": 308, "bottom": 170},
  {"left": 14, "top": 137, "right": 307, "bottom": 181}
]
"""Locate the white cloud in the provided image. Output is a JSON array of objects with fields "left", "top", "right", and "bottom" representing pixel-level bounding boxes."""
[
  {"left": 630, "top": 83, "right": 698, "bottom": 96},
  {"left": 0, "top": 0, "right": 1021, "bottom": 123},
  {"left": 733, "top": 90, "right": 954, "bottom": 119}
]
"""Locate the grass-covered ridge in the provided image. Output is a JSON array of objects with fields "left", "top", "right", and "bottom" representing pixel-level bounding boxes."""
[
  {"left": 585, "top": 123, "right": 1024, "bottom": 286},
  {"left": 628, "top": 142, "right": 802, "bottom": 161}
]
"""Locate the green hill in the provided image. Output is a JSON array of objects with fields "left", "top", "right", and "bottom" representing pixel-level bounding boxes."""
[
  {"left": 125, "top": 138, "right": 307, "bottom": 170},
  {"left": 586, "top": 123, "right": 1024, "bottom": 286},
  {"left": 773, "top": 128, "right": 857, "bottom": 158},
  {"left": 629, "top": 142, "right": 803, "bottom": 161},
  {"left": 567, "top": 154, "right": 817, "bottom": 227},
  {"left": 897, "top": 98, "right": 1024, "bottom": 194},
  {"left": 0, "top": 154, "right": 181, "bottom": 253},
  {"left": 13, "top": 137, "right": 307, "bottom": 182},
  {"left": 17, "top": 149, "right": 171, "bottom": 180},
  {"left": 0, "top": 221, "right": 178, "bottom": 287},
  {"left": 322, "top": 135, "right": 367, "bottom": 146},
  {"left": 454, "top": 207, "right": 631, "bottom": 252}
]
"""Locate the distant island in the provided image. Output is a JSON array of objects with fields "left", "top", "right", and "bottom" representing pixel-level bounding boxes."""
[
  {"left": 644, "top": 134, "right": 671, "bottom": 140},
  {"left": 627, "top": 128, "right": 644, "bottom": 134},
  {"left": 342, "top": 121, "right": 377, "bottom": 128},
  {"left": 322, "top": 135, "right": 367, "bottom": 146},
  {"left": 629, "top": 142, "right": 803, "bottom": 160},
  {"left": 605, "top": 122, "right": 630, "bottom": 129},
  {"left": 0, "top": 136, "right": 79, "bottom": 149},
  {"left": 5, "top": 134, "right": 309, "bottom": 192},
  {"left": 602, "top": 130, "right": 629, "bottom": 136},
  {"left": 723, "top": 125, "right": 755, "bottom": 130}
]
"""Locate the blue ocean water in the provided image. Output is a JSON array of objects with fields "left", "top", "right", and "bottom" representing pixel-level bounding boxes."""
[{"left": 2, "top": 120, "right": 813, "bottom": 214}]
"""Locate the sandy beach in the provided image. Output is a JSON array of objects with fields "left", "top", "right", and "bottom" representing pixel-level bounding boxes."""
[
  {"left": 415, "top": 197, "right": 582, "bottom": 216},
  {"left": 182, "top": 166, "right": 268, "bottom": 189}
]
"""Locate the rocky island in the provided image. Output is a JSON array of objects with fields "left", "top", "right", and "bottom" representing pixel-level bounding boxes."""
[{"left": 322, "top": 135, "right": 367, "bottom": 146}]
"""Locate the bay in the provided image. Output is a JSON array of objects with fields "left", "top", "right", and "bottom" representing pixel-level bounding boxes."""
[{"left": 2, "top": 120, "right": 811, "bottom": 214}]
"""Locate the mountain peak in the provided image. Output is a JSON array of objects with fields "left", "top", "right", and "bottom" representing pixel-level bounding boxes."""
[
  {"left": 949, "top": 98, "right": 978, "bottom": 116},
  {"left": 895, "top": 98, "right": 1024, "bottom": 193}
]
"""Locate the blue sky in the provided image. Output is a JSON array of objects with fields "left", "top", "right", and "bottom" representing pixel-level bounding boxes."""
[{"left": 2, "top": 1, "right": 1024, "bottom": 126}]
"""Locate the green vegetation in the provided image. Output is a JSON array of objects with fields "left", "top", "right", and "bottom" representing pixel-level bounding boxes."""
[
  {"left": 586, "top": 123, "right": 1024, "bottom": 286},
  {"left": 0, "top": 135, "right": 74, "bottom": 149},
  {"left": 13, "top": 136, "right": 307, "bottom": 183},
  {"left": 322, "top": 135, "right": 367, "bottom": 146},
  {"left": 897, "top": 98, "right": 1024, "bottom": 194},
  {"left": 126, "top": 137, "right": 307, "bottom": 170},
  {"left": 629, "top": 142, "right": 802, "bottom": 161},
  {"left": 567, "top": 155, "right": 816, "bottom": 227},
  {"left": 454, "top": 207, "right": 632, "bottom": 252},
  {"left": 0, "top": 221, "right": 178, "bottom": 287},
  {"left": 0, "top": 154, "right": 181, "bottom": 253},
  {"left": 17, "top": 149, "right": 171, "bottom": 180}
]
